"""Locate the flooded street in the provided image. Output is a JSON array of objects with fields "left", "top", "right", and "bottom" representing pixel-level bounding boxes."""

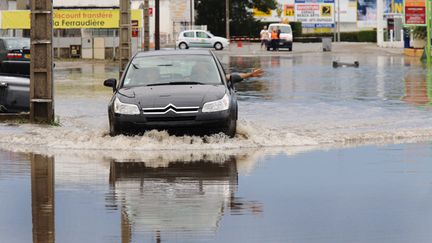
[
  {"left": 2, "top": 144, "right": 432, "bottom": 242},
  {"left": 2, "top": 43, "right": 432, "bottom": 242}
]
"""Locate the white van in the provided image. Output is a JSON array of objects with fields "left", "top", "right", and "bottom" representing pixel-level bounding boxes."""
[{"left": 267, "top": 23, "right": 293, "bottom": 51}]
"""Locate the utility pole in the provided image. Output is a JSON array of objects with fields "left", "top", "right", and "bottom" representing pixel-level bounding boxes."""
[
  {"left": 144, "top": 0, "right": 150, "bottom": 51},
  {"left": 155, "top": 0, "right": 160, "bottom": 50},
  {"left": 30, "top": 0, "right": 54, "bottom": 123},
  {"left": 225, "top": 0, "right": 230, "bottom": 39},
  {"left": 119, "top": 0, "right": 131, "bottom": 78}
]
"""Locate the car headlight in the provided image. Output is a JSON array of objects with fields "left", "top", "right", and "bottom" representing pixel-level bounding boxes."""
[
  {"left": 202, "top": 94, "right": 230, "bottom": 112},
  {"left": 114, "top": 97, "right": 140, "bottom": 115}
]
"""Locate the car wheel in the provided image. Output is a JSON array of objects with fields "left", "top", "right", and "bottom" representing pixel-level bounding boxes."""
[
  {"left": 288, "top": 47, "right": 292, "bottom": 51},
  {"left": 214, "top": 42, "right": 223, "bottom": 50},
  {"left": 221, "top": 117, "right": 236, "bottom": 138},
  {"left": 109, "top": 119, "right": 122, "bottom": 136},
  {"left": 179, "top": 42, "right": 188, "bottom": 49}
]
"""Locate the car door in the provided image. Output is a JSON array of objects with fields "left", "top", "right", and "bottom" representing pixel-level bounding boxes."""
[
  {"left": 182, "top": 31, "right": 195, "bottom": 47},
  {"left": 195, "top": 31, "right": 212, "bottom": 48}
]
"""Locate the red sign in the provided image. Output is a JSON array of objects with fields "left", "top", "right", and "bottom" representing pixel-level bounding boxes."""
[
  {"left": 149, "top": 7, "right": 153, "bottom": 16},
  {"left": 405, "top": 6, "right": 426, "bottom": 24}
]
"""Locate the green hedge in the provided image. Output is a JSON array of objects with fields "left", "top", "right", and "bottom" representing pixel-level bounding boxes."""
[
  {"left": 289, "top": 22, "right": 302, "bottom": 37},
  {"left": 299, "top": 30, "right": 377, "bottom": 42}
]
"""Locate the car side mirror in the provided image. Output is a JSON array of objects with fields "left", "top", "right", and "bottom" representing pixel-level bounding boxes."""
[
  {"left": 230, "top": 74, "right": 243, "bottom": 84},
  {"left": 104, "top": 78, "right": 117, "bottom": 92}
]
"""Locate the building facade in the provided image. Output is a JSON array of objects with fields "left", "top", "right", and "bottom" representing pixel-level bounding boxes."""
[{"left": 0, "top": 0, "right": 193, "bottom": 59}]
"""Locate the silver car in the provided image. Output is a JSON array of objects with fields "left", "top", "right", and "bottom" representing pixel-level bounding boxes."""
[{"left": 176, "top": 30, "right": 229, "bottom": 50}]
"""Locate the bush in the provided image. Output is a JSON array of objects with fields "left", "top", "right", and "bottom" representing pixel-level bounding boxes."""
[{"left": 289, "top": 22, "right": 302, "bottom": 37}]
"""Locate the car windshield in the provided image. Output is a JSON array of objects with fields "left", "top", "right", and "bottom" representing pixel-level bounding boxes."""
[
  {"left": 273, "top": 26, "right": 291, "bottom": 34},
  {"left": 123, "top": 55, "right": 223, "bottom": 87},
  {"left": 4, "top": 38, "right": 30, "bottom": 50}
]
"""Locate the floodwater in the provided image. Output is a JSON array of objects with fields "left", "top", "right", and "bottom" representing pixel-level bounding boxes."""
[{"left": 2, "top": 43, "right": 432, "bottom": 242}]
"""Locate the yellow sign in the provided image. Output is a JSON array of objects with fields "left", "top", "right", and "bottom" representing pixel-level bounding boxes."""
[
  {"left": 320, "top": 5, "right": 332, "bottom": 17},
  {"left": 1, "top": 9, "right": 143, "bottom": 29},
  {"left": 252, "top": 8, "right": 272, "bottom": 17},
  {"left": 284, "top": 5, "right": 294, "bottom": 17}
]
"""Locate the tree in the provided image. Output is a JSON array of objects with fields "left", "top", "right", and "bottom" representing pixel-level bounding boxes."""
[{"left": 195, "top": 0, "right": 277, "bottom": 38}]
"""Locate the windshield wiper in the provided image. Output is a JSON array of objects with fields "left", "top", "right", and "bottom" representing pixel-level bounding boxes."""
[
  {"left": 146, "top": 81, "right": 203, "bottom": 86},
  {"left": 146, "top": 82, "right": 171, "bottom": 86},
  {"left": 169, "top": 81, "right": 203, "bottom": 85}
]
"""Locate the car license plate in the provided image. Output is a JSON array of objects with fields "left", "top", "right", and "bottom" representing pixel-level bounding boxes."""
[{"left": 24, "top": 54, "right": 30, "bottom": 59}]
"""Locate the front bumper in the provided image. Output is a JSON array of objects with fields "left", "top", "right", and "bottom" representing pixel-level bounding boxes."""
[
  {"left": 111, "top": 110, "right": 231, "bottom": 132},
  {"left": 277, "top": 40, "right": 292, "bottom": 48}
]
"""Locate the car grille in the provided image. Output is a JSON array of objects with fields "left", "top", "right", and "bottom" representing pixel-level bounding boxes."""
[
  {"left": 143, "top": 104, "right": 199, "bottom": 114},
  {"left": 146, "top": 116, "right": 196, "bottom": 122}
]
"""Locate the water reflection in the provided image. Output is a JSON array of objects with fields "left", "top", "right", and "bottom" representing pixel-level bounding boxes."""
[
  {"left": 0, "top": 150, "right": 262, "bottom": 242},
  {"left": 31, "top": 154, "right": 55, "bottom": 243},
  {"left": 403, "top": 69, "right": 432, "bottom": 106},
  {"left": 108, "top": 155, "right": 262, "bottom": 241}
]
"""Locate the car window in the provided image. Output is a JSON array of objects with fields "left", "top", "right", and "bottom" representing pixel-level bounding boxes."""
[
  {"left": 3, "top": 38, "right": 30, "bottom": 50},
  {"left": 183, "top": 31, "right": 194, "bottom": 38},
  {"left": 123, "top": 55, "right": 222, "bottom": 87},
  {"left": 271, "top": 25, "right": 292, "bottom": 34},
  {"left": 196, "top": 32, "right": 210, "bottom": 38}
]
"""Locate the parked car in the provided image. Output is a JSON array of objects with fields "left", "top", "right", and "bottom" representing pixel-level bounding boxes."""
[
  {"left": 103, "top": 50, "right": 243, "bottom": 137},
  {"left": 0, "top": 37, "right": 30, "bottom": 64},
  {"left": 176, "top": 30, "right": 229, "bottom": 50},
  {"left": 0, "top": 61, "right": 30, "bottom": 113},
  {"left": 267, "top": 23, "right": 293, "bottom": 51}
]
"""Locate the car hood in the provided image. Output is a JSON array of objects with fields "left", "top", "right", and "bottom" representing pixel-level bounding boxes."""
[{"left": 118, "top": 84, "right": 227, "bottom": 108}]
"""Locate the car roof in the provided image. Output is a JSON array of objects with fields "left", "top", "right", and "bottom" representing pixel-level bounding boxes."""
[
  {"left": 181, "top": 30, "right": 207, "bottom": 32},
  {"left": 134, "top": 49, "right": 213, "bottom": 58},
  {"left": 269, "top": 23, "right": 290, "bottom": 26}
]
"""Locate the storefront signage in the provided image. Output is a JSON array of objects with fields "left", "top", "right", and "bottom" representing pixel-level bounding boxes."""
[
  {"left": 295, "top": 0, "right": 335, "bottom": 28},
  {"left": 405, "top": 0, "right": 426, "bottom": 25},
  {"left": 1, "top": 9, "right": 143, "bottom": 29}
]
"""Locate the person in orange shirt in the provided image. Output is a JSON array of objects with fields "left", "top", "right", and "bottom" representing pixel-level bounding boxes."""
[{"left": 270, "top": 28, "right": 279, "bottom": 51}]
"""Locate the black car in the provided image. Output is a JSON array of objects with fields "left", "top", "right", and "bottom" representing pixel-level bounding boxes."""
[
  {"left": 0, "top": 38, "right": 30, "bottom": 63},
  {"left": 104, "top": 50, "right": 243, "bottom": 137}
]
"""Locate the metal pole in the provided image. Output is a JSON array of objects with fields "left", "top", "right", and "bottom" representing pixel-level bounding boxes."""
[
  {"left": 427, "top": 0, "right": 431, "bottom": 64},
  {"left": 226, "top": 0, "right": 230, "bottom": 39},
  {"left": 337, "top": 0, "right": 340, "bottom": 42},
  {"left": 119, "top": 0, "right": 131, "bottom": 78},
  {"left": 190, "top": 0, "right": 193, "bottom": 28},
  {"left": 155, "top": 0, "right": 160, "bottom": 50},
  {"left": 30, "top": 0, "right": 54, "bottom": 123},
  {"left": 144, "top": 0, "right": 150, "bottom": 51}
]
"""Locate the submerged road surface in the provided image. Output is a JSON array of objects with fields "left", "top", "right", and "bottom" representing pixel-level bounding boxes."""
[{"left": 1, "top": 43, "right": 432, "bottom": 242}]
